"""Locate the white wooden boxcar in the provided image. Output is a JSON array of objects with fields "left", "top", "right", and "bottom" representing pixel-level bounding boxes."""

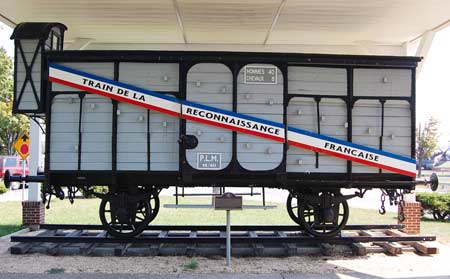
[{"left": 6, "top": 22, "right": 428, "bottom": 237}]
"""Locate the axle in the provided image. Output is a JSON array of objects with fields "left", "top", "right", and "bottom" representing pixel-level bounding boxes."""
[{"left": 3, "top": 170, "right": 45, "bottom": 189}]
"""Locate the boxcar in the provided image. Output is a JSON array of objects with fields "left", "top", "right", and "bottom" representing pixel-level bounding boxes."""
[{"left": 5, "top": 22, "right": 433, "bottom": 237}]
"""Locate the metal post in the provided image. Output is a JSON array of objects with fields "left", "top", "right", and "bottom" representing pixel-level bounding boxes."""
[
  {"left": 262, "top": 187, "right": 266, "bottom": 208},
  {"left": 21, "top": 159, "right": 26, "bottom": 201},
  {"left": 226, "top": 209, "right": 231, "bottom": 268},
  {"left": 212, "top": 186, "right": 220, "bottom": 205}
]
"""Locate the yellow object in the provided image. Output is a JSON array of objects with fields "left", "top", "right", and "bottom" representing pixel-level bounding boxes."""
[{"left": 13, "top": 131, "right": 30, "bottom": 160}]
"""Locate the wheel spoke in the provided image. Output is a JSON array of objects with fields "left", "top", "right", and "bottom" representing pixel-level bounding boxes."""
[
  {"left": 100, "top": 192, "right": 160, "bottom": 237},
  {"left": 296, "top": 192, "right": 349, "bottom": 237}
]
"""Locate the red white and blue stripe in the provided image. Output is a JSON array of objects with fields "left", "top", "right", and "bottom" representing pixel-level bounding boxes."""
[
  {"left": 182, "top": 101, "right": 284, "bottom": 142},
  {"left": 48, "top": 64, "right": 416, "bottom": 177},
  {"left": 49, "top": 64, "right": 181, "bottom": 117},
  {"left": 287, "top": 127, "right": 416, "bottom": 177}
]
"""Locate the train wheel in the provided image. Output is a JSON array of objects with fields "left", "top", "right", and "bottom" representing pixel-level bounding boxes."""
[
  {"left": 298, "top": 191, "right": 349, "bottom": 237},
  {"left": 432, "top": 210, "right": 441, "bottom": 220},
  {"left": 432, "top": 210, "right": 449, "bottom": 221},
  {"left": 444, "top": 212, "right": 450, "bottom": 221},
  {"left": 142, "top": 191, "right": 160, "bottom": 223},
  {"left": 99, "top": 192, "right": 153, "bottom": 238},
  {"left": 286, "top": 193, "right": 302, "bottom": 225}
]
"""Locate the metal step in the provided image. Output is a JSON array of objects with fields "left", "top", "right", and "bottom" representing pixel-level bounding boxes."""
[
  {"left": 163, "top": 204, "right": 277, "bottom": 209},
  {"left": 173, "top": 192, "right": 261, "bottom": 197}
]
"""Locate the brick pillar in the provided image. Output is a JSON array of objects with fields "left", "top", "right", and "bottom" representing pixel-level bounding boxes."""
[
  {"left": 398, "top": 201, "right": 421, "bottom": 234},
  {"left": 22, "top": 201, "right": 45, "bottom": 230}
]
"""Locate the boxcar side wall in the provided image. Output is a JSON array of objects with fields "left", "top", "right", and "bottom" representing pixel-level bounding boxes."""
[{"left": 43, "top": 51, "right": 418, "bottom": 189}]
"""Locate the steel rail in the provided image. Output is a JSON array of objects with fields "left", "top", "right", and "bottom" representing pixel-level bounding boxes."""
[
  {"left": 38, "top": 224, "right": 405, "bottom": 231},
  {"left": 11, "top": 233, "right": 435, "bottom": 245}
]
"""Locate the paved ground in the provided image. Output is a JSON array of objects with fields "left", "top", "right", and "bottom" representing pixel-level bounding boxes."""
[
  {"left": 0, "top": 273, "right": 449, "bottom": 279},
  {"left": 0, "top": 187, "right": 28, "bottom": 202}
]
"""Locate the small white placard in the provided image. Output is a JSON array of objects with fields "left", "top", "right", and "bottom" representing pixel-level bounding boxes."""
[
  {"left": 244, "top": 65, "right": 277, "bottom": 85},
  {"left": 197, "top": 153, "right": 222, "bottom": 170}
]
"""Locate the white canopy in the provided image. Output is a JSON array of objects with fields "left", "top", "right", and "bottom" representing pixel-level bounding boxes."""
[{"left": 1, "top": 1, "right": 449, "bottom": 55}]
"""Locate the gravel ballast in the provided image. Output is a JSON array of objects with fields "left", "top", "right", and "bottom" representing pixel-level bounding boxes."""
[{"left": 1, "top": 237, "right": 449, "bottom": 277}]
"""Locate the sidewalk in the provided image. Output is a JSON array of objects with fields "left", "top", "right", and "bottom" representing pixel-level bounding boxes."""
[
  {"left": 0, "top": 188, "right": 28, "bottom": 202},
  {"left": 0, "top": 273, "right": 449, "bottom": 279}
]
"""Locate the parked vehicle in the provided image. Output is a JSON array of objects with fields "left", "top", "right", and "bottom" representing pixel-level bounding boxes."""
[
  {"left": 419, "top": 159, "right": 436, "bottom": 170},
  {"left": 0, "top": 155, "right": 29, "bottom": 190}
]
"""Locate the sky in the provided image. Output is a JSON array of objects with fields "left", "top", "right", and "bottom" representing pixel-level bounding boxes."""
[
  {"left": 0, "top": 21, "right": 449, "bottom": 150},
  {"left": 0, "top": 22, "right": 13, "bottom": 56},
  {"left": 416, "top": 26, "right": 450, "bottom": 150}
]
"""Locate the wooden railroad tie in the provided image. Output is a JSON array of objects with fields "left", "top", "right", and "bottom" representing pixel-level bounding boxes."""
[
  {"left": 352, "top": 230, "right": 439, "bottom": 256},
  {"left": 9, "top": 226, "right": 439, "bottom": 257},
  {"left": 385, "top": 230, "right": 439, "bottom": 255},
  {"left": 81, "top": 231, "right": 107, "bottom": 255}
]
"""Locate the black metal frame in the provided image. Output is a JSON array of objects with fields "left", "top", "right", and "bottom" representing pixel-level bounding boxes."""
[
  {"left": 13, "top": 41, "right": 42, "bottom": 112},
  {"left": 41, "top": 50, "right": 419, "bottom": 190}
]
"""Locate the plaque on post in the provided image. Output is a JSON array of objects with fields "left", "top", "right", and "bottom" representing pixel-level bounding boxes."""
[
  {"left": 214, "top": 192, "right": 242, "bottom": 268},
  {"left": 214, "top": 192, "right": 243, "bottom": 210}
]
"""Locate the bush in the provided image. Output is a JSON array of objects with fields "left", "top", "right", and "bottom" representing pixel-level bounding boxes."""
[
  {"left": 183, "top": 259, "right": 199, "bottom": 270},
  {"left": 0, "top": 182, "right": 7, "bottom": 194},
  {"left": 416, "top": 192, "right": 450, "bottom": 212},
  {"left": 80, "top": 186, "right": 109, "bottom": 198}
]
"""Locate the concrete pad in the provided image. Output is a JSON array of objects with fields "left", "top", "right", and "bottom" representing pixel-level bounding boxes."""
[
  {"left": 0, "top": 274, "right": 178, "bottom": 279},
  {"left": 2, "top": 273, "right": 450, "bottom": 279},
  {"left": 180, "top": 273, "right": 283, "bottom": 279},
  {"left": 282, "top": 274, "right": 342, "bottom": 279}
]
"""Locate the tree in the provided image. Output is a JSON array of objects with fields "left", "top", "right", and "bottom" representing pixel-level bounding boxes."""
[
  {"left": 416, "top": 117, "right": 439, "bottom": 177},
  {"left": 0, "top": 47, "right": 29, "bottom": 155}
]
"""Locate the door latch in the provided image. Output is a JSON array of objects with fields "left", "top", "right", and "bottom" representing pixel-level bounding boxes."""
[{"left": 179, "top": 135, "right": 199, "bottom": 149}]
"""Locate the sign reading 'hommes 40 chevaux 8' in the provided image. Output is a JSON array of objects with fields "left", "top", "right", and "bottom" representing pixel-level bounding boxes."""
[{"left": 244, "top": 65, "right": 277, "bottom": 84}]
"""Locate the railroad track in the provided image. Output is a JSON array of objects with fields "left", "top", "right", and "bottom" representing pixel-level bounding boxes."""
[{"left": 10, "top": 224, "right": 438, "bottom": 257}]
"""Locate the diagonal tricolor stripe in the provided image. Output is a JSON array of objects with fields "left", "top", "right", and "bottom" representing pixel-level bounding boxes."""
[
  {"left": 287, "top": 127, "right": 416, "bottom": 177},
  {"left": 49, "top": 64, "right": 181, "bottom": 117}
]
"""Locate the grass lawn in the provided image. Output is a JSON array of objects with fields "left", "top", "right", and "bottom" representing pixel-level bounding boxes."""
[{"left": 1, "top": 196, "right": 449, "bottom": 242}]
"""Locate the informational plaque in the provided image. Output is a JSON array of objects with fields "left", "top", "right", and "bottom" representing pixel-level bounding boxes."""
[{"left": 214, "top": 192, "right": 243, "bottom": 210}]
